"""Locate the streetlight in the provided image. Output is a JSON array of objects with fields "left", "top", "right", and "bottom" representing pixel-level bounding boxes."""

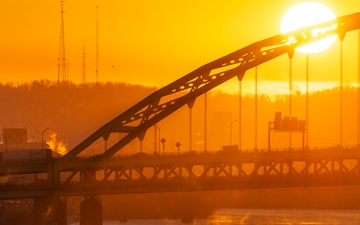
[
  {"left": 230, "top": 120, "right": 237, "bottom": 146},
  {"left": 41, "top": 128, "right": 49, "bottom": 150}
]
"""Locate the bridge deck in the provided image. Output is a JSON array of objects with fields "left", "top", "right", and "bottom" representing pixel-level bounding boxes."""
[{"left": 1, "top": 146, "right": 360, "bottom": 199}]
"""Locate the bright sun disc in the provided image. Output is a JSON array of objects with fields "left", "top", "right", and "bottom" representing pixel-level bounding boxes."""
[{"left": 280, "top": 2, "right": 337, "bottom": 54}]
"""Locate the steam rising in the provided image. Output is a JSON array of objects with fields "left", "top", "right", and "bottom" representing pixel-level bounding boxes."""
[{"left": 46, "top": 131, "right": 68, "bottom": 155}]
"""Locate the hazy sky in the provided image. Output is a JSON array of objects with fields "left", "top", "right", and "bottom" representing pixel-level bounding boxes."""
[{"left": 1, "top": 0, "right": 359, "bottom": 93}]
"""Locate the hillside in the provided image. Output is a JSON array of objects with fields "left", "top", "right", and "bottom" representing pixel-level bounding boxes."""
[{"left": 0, "top": 80, "right": 358, "bottom": 154}]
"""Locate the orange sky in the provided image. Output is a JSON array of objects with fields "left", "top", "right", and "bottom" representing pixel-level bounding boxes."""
[{"left": 0, "top": 0, "right": 359, "bottom": 94}]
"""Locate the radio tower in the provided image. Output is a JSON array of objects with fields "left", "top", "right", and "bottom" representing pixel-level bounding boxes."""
[
  {"left": 82, "top": 41, "right": 86, "bottom": 83},
  {"left": 96, "top": 5, "right": 99, "bottom": 82},
  {"left": 58, "top": 0, "right": 67, "bottom": 82}
]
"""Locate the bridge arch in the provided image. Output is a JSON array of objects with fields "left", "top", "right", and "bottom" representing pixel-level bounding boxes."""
[{"left": 55, "top": 13, "right": 360, "bottom": 171}]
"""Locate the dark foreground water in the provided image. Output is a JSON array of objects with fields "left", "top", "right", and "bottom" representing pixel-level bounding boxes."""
[{"left": 70, "top": 208, "right": 360, "bottom": 225}]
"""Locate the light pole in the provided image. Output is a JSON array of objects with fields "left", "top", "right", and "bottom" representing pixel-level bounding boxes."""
[
  {"left": 239, "top": 81, "right": 242, "bottom": 150},
  {"left": 204, "top": 92, "right": 208, "bottom": 152},
  {"left": 339, "top": 38, "right": 344, "bottom": 147},
  {"left": 41, "top": 128, "right": 49, "bottom": 150},
  {"left": 358, "top": 30, "right": 360, "bottom": 147},
  {"left": 230, "top": 120, "right": 237, "bottom": 146},
  {"left": 154, "top": 124, "right": 158, "bottom": 154},
  {"left": 306, "top": 54, "right": 309, "bottom": 149},
  {"left": 158, "top": 127, "right": 161, "bottom": 155},
  {"left": 255, "top": 66, "right": 258, "bottom": 150},
  {"left": 288, "top": 50, "right": 294, "bottom": 151}
]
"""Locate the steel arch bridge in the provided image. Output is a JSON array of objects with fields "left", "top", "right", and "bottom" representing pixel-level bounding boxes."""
[
  {"left": 49, "top": 12, "right": 360, "bottom": 184},
  {"left": 2, "top": 12, "right": 360, "bottom": 225}
]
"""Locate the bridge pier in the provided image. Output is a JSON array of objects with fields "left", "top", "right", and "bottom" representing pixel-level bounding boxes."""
[
  {"left": 179, "top": 194, "right": 197, "bottom": 223},
  {"left": 33, "top": 196, "right": 67, "bottom": 225},
  {"left": 80, "top": 195, "right": 103, "bottom": 225}
]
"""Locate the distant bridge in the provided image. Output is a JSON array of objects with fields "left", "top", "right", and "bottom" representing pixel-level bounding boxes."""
[{"left": 1, "top": 12, "right": 360, "bottom": 225}]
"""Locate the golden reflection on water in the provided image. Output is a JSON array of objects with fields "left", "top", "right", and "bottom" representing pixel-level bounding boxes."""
[
  {"left": 208, "top": 208, "right": 360, "bottom": 225},
  {"left": 210, "top": 212, "right": 249, "bottom": 225},
  {"left": 72, "top": 209, "right": 360, "bottom": 225}
]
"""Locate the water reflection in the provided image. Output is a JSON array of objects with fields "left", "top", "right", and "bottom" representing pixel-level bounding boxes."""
[
  {"left": 71, "top": 208, "right": 360, "bottom": 225},
  {"left": 208, "top": 209, "right": 360, "bottom": 225}
]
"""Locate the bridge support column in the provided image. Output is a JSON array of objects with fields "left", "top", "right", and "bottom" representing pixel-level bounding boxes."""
[
  {"left": 179, "top": 193, "right": 198, "bottom": 223},
  {"left": 33, "top": 196, "right": 67, "bottom": 225},
  {"left": 80, "top": 196, "right": 102, "bottom": 225}
]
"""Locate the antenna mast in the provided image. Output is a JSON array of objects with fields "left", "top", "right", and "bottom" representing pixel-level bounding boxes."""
[
  {"left": 82, "top": 41, "right": 86, "bottom": 83},
  {"left": 58, "top": 0, "right": 67, "bottom": 82},
  {"left": 96, "top": 5, "right": 99, "bottom": 82}
]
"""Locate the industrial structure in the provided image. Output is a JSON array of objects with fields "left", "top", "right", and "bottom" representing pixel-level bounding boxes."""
[{"left": 0, "top": 128, "right": 50, "bottom": 152}]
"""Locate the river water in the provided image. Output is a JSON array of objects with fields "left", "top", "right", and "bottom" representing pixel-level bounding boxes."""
[{"left": 70, "top": 208, "right": 360, "bottom": 224}]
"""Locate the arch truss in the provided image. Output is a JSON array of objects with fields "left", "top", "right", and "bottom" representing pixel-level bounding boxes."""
[{"left": 54, "top": 13, "right": 360, "bottom": 182}]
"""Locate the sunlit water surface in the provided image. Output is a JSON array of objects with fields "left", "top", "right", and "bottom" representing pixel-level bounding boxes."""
[{"left": 70, "top": 208, "right": 360, "bottom": 225}]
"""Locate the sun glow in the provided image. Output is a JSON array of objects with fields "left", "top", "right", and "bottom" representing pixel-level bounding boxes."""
[
  {"left": 216, "top": 80, "right": 350, "bottom": 96},
  {"left": 280, "top": 2, "right": 337, "bottom": 53}
]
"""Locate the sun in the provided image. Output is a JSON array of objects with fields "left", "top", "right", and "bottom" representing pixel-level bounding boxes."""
[{"left": 280, "top": 1, "right": 337, "bottom": 54}]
